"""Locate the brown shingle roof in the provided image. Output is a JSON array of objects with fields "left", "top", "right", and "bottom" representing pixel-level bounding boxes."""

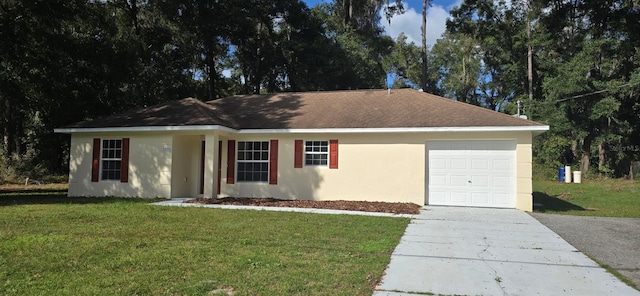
[
  {"left": 67, "top": 97, "right": 236, "bottom": 128},
  {"left": 64, "top": 89, "right": 545, "bottom": 130}
]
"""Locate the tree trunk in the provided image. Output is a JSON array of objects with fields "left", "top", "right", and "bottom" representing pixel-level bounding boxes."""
[
  {"left": 580, "top": 153, "right": 590, "bottom": 176},
  {"left": 580, "top": 135, "right": 593, "bottom": 176},
  {"left": 571, "top": 138, "right": 578, "bottom": 163},
  {"left": 2, "top": 97, "right": 13, "bottom": 156},
  {"left": 598, "top": 141, "right": 606, "bottom": 169},
  {"left": 526, "top": 0, "right": 534, "bottom": 112},
  {"left": 206, "top": 46, "right": 216, "bottom": 100},
  {"left": 14, "top": 112, "right": 23, "bottom": 156},
  {"left": 420, "top": 0, "right": 428, "bottom": 91}
]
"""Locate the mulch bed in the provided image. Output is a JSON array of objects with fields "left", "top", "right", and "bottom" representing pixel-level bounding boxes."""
[{"left": 185, "top": 197, "right": 421, "bottom": 215}]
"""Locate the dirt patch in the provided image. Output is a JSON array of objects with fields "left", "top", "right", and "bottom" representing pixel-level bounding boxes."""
[
  {"left": 557, "top": 192, "right": 572, "bottom": 200},
  {"left": 185, "top": 197, "right": 421, "bottom": 215}
]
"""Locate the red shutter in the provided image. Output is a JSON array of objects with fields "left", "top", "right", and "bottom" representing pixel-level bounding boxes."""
[
  {"left": 217, "top": 141, "right": 222, "bottom": 194},
  {"left": 227, "top": 140, "right": 235, "bottom": 184},
  {"left": 91, "top": 138, "right": 101, "bottom": 182},
  {"left": 269, "top": 140, "right": 278, "bottom": 184},
  {"left": 120, "top": 138, "right": 130, "bottom": 183},
  {"left": 199, "top": 141, "right": 205, "bottom": 194},
  {"left": 329, "top": 139, "right": 338, "bottom": 169},
  {"left": 294, "top": 140, "right": 303, "bottom": 168}
]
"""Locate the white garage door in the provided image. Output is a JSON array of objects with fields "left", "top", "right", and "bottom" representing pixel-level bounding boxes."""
[{"left": 427, "top": 140, "right": 516, "bottom": 208}]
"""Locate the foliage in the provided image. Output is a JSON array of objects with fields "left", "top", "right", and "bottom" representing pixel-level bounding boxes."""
[
  {"left": 0, "top": 194, "right": 409, "bottom": 295},
  {"left": 532, "top": 0, "right": 640, "bottom": 177},
  {"left": 2, "top": 0, "right": 640, "bottom": 180},
  {"left": 434, "top": 0, "right": 640, "bottom": 179},
  {"left": 0, "top": 0, "right": 397, "bottom": 176},
  {"left": 431, "top": 32, "right": 482, "bottom": 103},
  {"left": 443, "top": 0, "right": 529, "bottom": 110},
  {"left": 384, "top": 33, "right": 421, "bottom": 88}
]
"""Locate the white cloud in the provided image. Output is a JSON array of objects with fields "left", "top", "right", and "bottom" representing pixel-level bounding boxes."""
[
  {"left": 380, "top": 2, "right": 452, "bottom": 47},
  {"left": 448, "top": 0, "right": 464, "bottom": 11}
]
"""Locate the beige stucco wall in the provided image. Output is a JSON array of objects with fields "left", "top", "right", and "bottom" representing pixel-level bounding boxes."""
[
  {"left": 68, "top": 133, "right": 173, "bottom": 198},
  {"left": 219, "top": 134, "right": 426, "bottom": 204},
  {"left": 219, "top": 131, "right": 534, "bottom": 211},
  {"left": 515, "top": 134, "right": 534, "bottom": 212},
  {"left": 67, "top": 130, "right": 535, "bottom": 211}
]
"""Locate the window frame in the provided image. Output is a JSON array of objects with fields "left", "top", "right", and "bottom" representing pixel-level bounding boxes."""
[
  {"left": 236, "top": 140, "right": 270, "bottom": 183},
  {"left": 304, "top": 140, "right": 329, "bottom": 167},
  {"left": 100, "top": 139, "right": 123, "bottom": 181}
]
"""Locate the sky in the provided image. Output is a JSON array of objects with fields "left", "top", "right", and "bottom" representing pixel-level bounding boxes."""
[{"left": 303, "top": 0, "right": 464, "bottom": 47}]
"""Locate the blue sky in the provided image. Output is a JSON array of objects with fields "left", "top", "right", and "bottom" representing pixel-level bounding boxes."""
[{"left": 302, "top": 0, "right": 463, "bottom": 46}]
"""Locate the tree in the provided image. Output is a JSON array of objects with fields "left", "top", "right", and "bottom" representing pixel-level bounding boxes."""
[
  {"left": 445, "top": 0, "right": 530, "bottom": 110},
  {"left": 384, "top": 33, "right": 422, "bottom": 88},
  {"left": 420, "top": 0, "right": 429, "bottom": 91},
  {"left": 430, "top": 32, "right": 482, "bottom": 104},
  {"left": 536, "top": 0, "right": 640, "bottom": 176}
]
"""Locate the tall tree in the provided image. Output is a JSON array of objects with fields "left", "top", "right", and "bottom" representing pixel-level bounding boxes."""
[
  {"left": 536, "top": 0, "right": 640, "bottom": 176},
  {"left": 420, "top": 0, "right": 429, "bottom": 91},
  {"left": 447, "top": 0, "right": 530, "bottom": 110},
  {"left": 431, "top": 32, "right": 482, "bottom": 104},
  {"left": 384, "top": 33, "right": 422, "bottom": 88}
]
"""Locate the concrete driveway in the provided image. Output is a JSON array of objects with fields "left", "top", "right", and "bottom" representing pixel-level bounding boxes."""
[{"left": 374, "top": 207, "right": 639, "bottom": 296}]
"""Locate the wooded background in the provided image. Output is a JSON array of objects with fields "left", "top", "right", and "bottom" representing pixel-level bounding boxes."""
[{"left": 1, "top": 0, "right": 639, "bottom": 181}]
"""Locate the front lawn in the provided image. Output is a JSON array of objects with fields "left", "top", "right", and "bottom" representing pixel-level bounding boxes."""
[
  {"left": 0, "top": 193, "right": 409, "bottom": 295},
  {"left": 533, "top": 179, "right": 640, "bottom": 217}
]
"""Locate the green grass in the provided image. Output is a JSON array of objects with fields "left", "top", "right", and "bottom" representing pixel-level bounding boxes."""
[
  {"left": 533, "top": 179, "right": 640, "bottom": 217},
  {"left": 0, "top": 192, "right": 409, "bottom": 295}
]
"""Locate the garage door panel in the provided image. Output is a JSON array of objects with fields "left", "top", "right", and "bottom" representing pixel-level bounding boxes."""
[
  {"left": 491, "top": 193, "right": 512, "bottom": 205},
  {"left": 470, "top": 176, "right": 489, "bottom": 187},
  {"left": 450, "top": 175, "right": 468, "bottom": 186},
  {"left": 471, "top": 159, "right": 489, "bottom": 170},
  {"left": 429, "top": 191, "right": 447, "bottom": 203},
  {"left": 450, "top": 192, "right": 467, "bottom": 203},
  {"left": 431, "top": 175, "right": 447, "bottom": 186},
  {"left": 492, "top": 159, "right": 512, "bottom": 171},
  {"left": 471, "top": 192, "right": 489, "bottom": 204},
  {"left": 427, "top": 140, "right": 516, "bottom": 208},
  {"left": 492, "top": 176, "right": 511, "bottom": 187},
  {"left": 430, "top": 158, "right": 447, "bottom": 169},
  {"left": 451, "top": 158, "right": 467, "bottom": 169}
]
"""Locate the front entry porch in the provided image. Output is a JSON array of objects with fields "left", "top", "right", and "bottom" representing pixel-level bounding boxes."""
[{"left": 170, "top": 133, "right": 222, "bottom": 198}]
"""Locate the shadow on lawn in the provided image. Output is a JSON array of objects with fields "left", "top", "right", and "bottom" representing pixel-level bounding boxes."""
[
  {"left": 0, "top": 192, "right": 156, "bottom": 206},
  {"left": 533, "top": 191, "right": 588, "bottom": 213}
]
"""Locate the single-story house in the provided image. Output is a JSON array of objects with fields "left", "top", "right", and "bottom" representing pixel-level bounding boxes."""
[{"left": 54, "top": 89, "right": 549, "bottom": 211}]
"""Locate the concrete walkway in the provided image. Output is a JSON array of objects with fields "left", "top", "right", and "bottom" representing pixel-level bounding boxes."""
[{"left": 374, "top": 207, "right": 639, "bottom": 296}]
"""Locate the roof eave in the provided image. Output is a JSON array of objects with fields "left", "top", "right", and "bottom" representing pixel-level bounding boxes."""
[
  {"left": 237, "top": 126, "right": 550, "bottom": 134},
  {"left": 54, "top": 125, "right": 549, "bottom": 134},
  {"left": 53, "top": 125, "right": 237, "bottom": 134}
]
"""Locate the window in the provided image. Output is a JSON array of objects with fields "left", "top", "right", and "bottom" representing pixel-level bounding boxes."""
[
  {"left": 101, "top": 139, "right": 122, "bottom": 180},
  {"left": 305, "top": 141, "right": 328, "bottom": 166},
  {"left": 237, "top": 141, "right": 269, "bottom": 182}
]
